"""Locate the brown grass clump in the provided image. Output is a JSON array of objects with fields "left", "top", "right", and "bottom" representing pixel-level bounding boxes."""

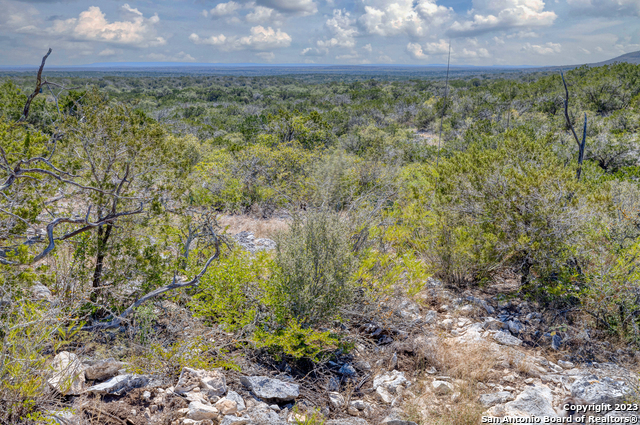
[
  {"left": 218, "top": 214, "right": 290, "bottom": 238},
  {"left": 404, "top": 339, "right": 503, "bottom": 424}
]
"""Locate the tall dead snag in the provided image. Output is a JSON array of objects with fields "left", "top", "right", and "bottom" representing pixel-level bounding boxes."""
[{"left": 561, "top": 70, "right": 588, "bottom": 180}]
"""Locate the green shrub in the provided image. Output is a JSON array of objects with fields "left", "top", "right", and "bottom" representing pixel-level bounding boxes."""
[
  {"left": 265, "top": 210, "right": 357, "bottom": 325},
  {"left": 252, "top": 320, "right": 339, "bottom": 362},
  {"left": 398, "top": 130, "right": 597, "bottom": 290},
  {"left": 190, "top": 249, "right": 270, "bottom": 331}
]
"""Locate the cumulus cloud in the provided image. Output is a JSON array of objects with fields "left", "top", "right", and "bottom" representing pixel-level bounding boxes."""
[
  {"left": 523, "top": 41, "right": 561, "bottom": 54},
  {"left": 189, "top": 25, "right": 291, "bottom": 51},
  {"left": 448, "top": 0, "right": 556, "bottom": 37},
  {"left": 566, "top": 0, "right": 640, "bottom": 16},
  {"left": 255, "top": 0, "right": 317, "bottom": 15},
  {"left": 46, "top": 4, "right": 165, "bottom": 47},
  {"left": 316, "top": 9, "right": 357, "bottom": 49},
  {"left": 363, "top": 43, "right": 372, "bottom": 52},
  {"left": 358, "top": 0, "right": 452, "bottom": 37},
  {"left": 301, "top": 47, "right": 326, "bottom": 56},
  {"left": 205, "top": 1, "right": 242, "bottom": 17},
  {"left": 246, "top": 6, "right": 284, "bottom": 25},
  {"left": 406, "top": 39, "right": 449, "bottom": 59}
]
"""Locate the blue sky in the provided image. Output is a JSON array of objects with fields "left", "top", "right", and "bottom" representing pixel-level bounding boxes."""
[{"left": 0, "top": 0, "right": 638, "bottom": 66}]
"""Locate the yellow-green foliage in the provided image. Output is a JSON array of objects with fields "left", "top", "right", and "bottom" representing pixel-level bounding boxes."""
[
  {"left": 190, "top": 249, "right": 271, "bottom": 331},
  {"left": 252, "top": 320, "right": 340, "bottom": 362},
  {"left": 191, "top": 142, "right": 318, "bottom": 212}
]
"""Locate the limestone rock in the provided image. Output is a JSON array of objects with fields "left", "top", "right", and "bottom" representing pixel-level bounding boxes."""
[
  {"left": 215, "top": 398, "right": 238, "bottom": 415},
  {"left": 84, "top": 358, "right": 126, "bottom": 381},
  {"left": 32, "top": 284, "right": 53, "bottom": 302},
  {"left": 226, "top": 390, "right": 246, "bottom": 411},
  {"left": 571, "top": 374, "right": 632, "bottom": 405},
  {"left": 85, "top": 374, "right": 150, "bottom": 395},
  {"left": 479, "top": 391, "right": 515, "bottom": 407},
  {"left": 493, "top": 331, "right": 523, "bottom": 347},
  {"left": 376, "top": 385, "right": 395, "bottom": 403},
  {"left": 176, "top": 367, "right": 227, "bottom": 398},
  {"left": 503, "top": 384, "right": 557, "bottom": 418},
  {"left": 220, "top": 416, "right": 251, "bottom": 425},
  {"left": 240, "top": 376, "right": 299, "bottom": 402},
  {"left": 329, "top": 392, "right": 345, "bottom": 408},
  {"left": 187, "top": 401, "right": 219, "bottom": 421},
  {"left": 373, "top": 370, "right": 408, "bottom": 393},
  {"left": 48, "top": 351, "right": 85, "bottom": 395},
  {"left": 432, "top": 380, "right": 454, "bottom": 395},
  {"left": 381, "top": 409, "right": 418, "bottom": 425}
]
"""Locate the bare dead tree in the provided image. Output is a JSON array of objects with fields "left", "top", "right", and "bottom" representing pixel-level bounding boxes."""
[{"left": 561, "top": 70, "right": 588, "bottom": 180}]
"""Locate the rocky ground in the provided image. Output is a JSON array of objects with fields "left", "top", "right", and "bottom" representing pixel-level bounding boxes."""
[{"left": 42, "top": 231, "right": 640, "bottom": 425}]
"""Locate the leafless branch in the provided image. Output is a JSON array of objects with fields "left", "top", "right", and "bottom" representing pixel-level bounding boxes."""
[
  {"left": 560, "top": 70, "right": 588, "bottom": 181},
  {"left": 83, "top": 241, "right": 220, "bottom": 331},
  {"left": 0, "top": 204, "right": 144, "bottom": 264},
  {"left": 18, "top": 48, "right": 52, "bottom": 123}
]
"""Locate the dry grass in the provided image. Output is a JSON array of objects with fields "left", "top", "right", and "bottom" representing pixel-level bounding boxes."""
[
  {"left": 218, "top": 214, "right": 290, "bottom": 238},
  {"left": 404, "top": 339, "right": 503, "bottom": 425}
]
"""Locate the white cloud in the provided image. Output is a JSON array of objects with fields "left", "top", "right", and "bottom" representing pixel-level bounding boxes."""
[
  {"left": 190, "top": 25, "right": 291, "bottom": 51},
  {"left": 246, "top": 6, "right": 284, "bottom": 25},
  {"left": 0, "top": 0, "right": 39, "bottom": 31},
  {"left": 448, "top": 0, "right": 557, "bottom": 37},
  {"left": 255, "top": 0, "right": 317, "bottom": 15},
  {"left": 523, "top": 41, "right": 561, "bottom": 54},
  {"left": 256, "top": 51, "right": 276, "bottom": 60},
  {"left": 358, "top": 0, "right": 452, "bottom": 37},
  {"left": 47, "top": 4, "right": 165, "bottom": 47},
  {"left": 207, "top": 1, "right": 242, "bottom": 17},
  {"left": 143, "top": 51, "right": 196, "bottom": 61},
  {"left": 407, "top": 42, "right": 427, "bottom": 58},
  {"left": 566, "top": 0, "right": 640, "bottom": 16},
  {"left": 460, "top": 47, "right": 490, "bottom": 57},
  {"left": 301, "top": 47, "right": 326, "bottom": 56},
  {"left": 316, "top": 9, "right": 358, "bottom": 49},
  {"left": 363, "top": 43, "right": 373, "bottom": 52},
  {"left": 98, "top": 48, "right": 116, "bottom": 56},
  {"left": 406, "top": 39, "right": 449, "bottom": 59}
]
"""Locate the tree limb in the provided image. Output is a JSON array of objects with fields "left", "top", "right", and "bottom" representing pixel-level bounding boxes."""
[
  {"left": 561, "top": 70, "right": 581, "bottom": 148},
  {"left": 82, "top": 241, "right": 220, "bottom": 331},
  {"left": 19, "top": 48, "right": 52, "bottom": 123}
]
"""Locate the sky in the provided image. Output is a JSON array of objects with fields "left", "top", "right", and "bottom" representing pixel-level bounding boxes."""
[{"left": 0, "top": 0, "right": 638, "bottom": 66}]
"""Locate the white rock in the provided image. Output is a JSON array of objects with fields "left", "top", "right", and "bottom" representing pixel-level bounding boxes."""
[
  {"left": 187, "top": 401, "right": 219, "bottom": 421},
  {"left": 558, "top": 360, "right": 575, "bottom": 369},
  {"left": 329, "top": 392, "right": 345, "bottom": 408},
  {"left": 176, "top": 367, "right": 227, "bottom": 398},
  {"left": 48, "top": 352, "right": 85, "bottom": 395},
  {"left": 215, "top": 398, "right": 237, "bottom": 415},
  {"left": 373, "top": 370, "right": 408, "bottom": 393},
  {"left": 85, "top": 374, "right": 149, "bottom": 395},
  {"left": 493, "top": 331, "right": 523, "bottom": 347},
  {"left": 226, "top": 390, "right": 246, "bottom": 411},
  {"left": 220, "top": 416, "right": 251, "bottom": 425},
  {"left": 84, "top": 358, "right": 126, "bottom": 381},
  {"left": 503, "top": 384, "right": 557, "bottom": 418},
  {"left": 432, "top": 380, "right": 454, "bottom": 395},
  {"left": 240, "top": 376, "right": 299, "bottom": 402},
  {"left": 376, "top": 386, "right": 395, "bottom": 403}
]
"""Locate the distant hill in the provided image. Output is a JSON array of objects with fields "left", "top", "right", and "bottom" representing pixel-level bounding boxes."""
[{"left": 589, "top": 51, "right": 640, "bottom": 66}]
